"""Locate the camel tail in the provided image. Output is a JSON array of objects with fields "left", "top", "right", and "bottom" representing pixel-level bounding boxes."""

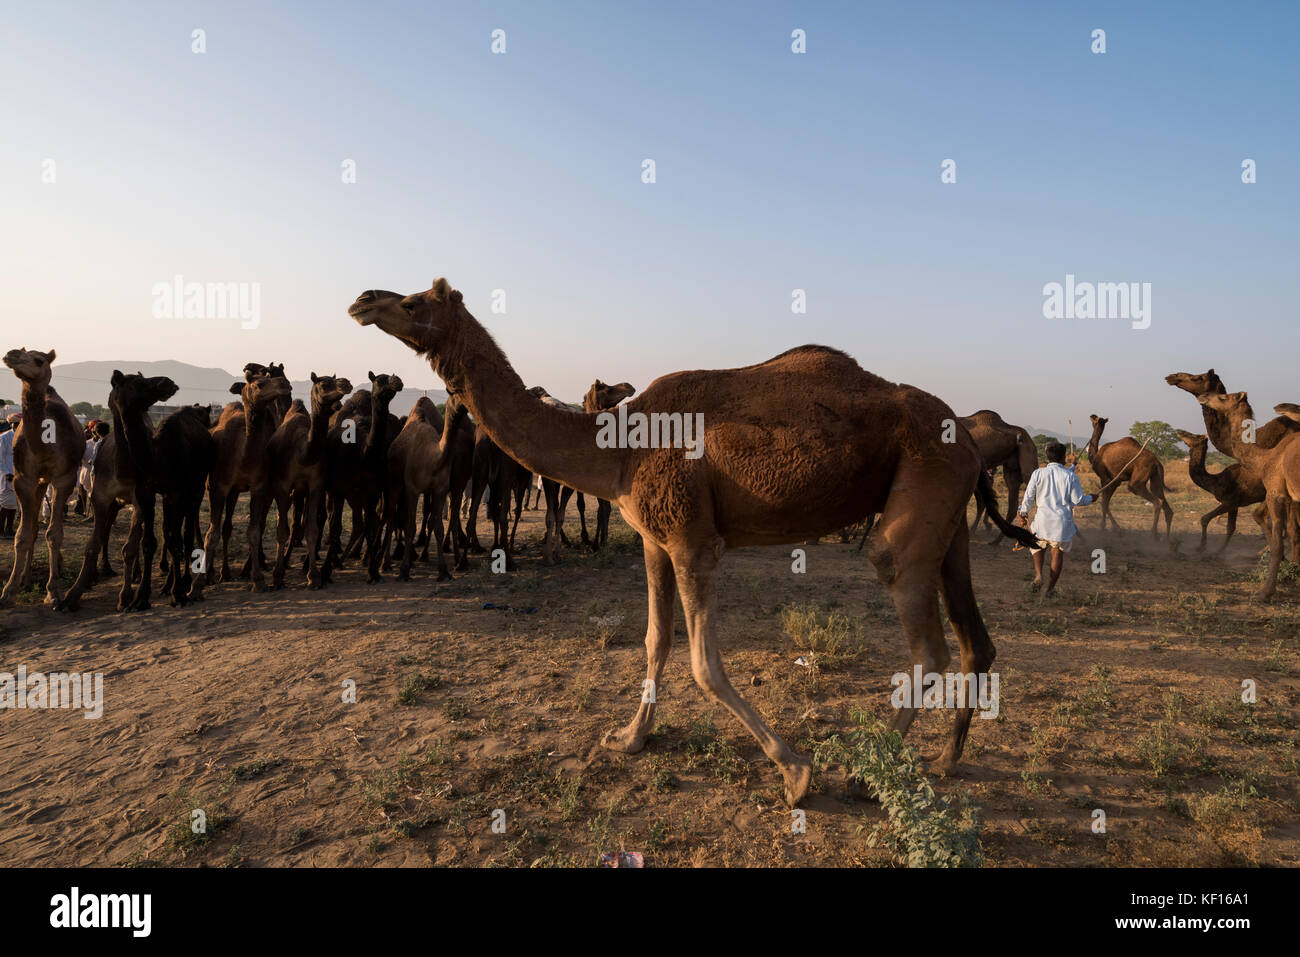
[{"left": 975, "top": 469, "right": 1038, "bottom": 549}]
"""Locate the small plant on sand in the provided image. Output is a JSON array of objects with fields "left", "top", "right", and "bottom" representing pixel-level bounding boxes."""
[
  {"left": 815, "top": 709, "right": 984, "bottom": 868},
  {"left": 683, "top": 712, "right": 746, "bottom": 784},
  {"left": 780, "top": 603, "right": 864, "bottom": 670}
]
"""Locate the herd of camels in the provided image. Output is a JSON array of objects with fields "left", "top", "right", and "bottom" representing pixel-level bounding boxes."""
[{"left": 4, "top": 280, "right": 1299, "bottom": 806}]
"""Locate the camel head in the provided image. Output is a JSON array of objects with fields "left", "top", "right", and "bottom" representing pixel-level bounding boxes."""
[
  {"left": 349, "top": 279, "right": 464, "bottom": 357},
  {"left": 1165, "top": 368, "right": 1223, "bottom": 397},
  {"left": 366, "top": 371, "right": 404, "bottom": 403},
  {"left": 244, "top": 361, "right": 287, "bottom": 383},
  {"left": 308, "top": 372, "right": 351, "bottom": 411},
  {"left": 3, "top": 347, "right": 56, "bottom": 388},
  {"left": 234, "top": 372, "right": 293, "bottom": 414},
  {"left": 109, "top": 371, "right": 179, "bottom": 415},
  {"left": 1275, "top": 403, "right": 1300, "bottom": 424},
  {"left": 1197, "top": 391, "right": 1252, "bottom": 420},
  {"left": 1174, "top": 429, "right": 1207, "bottom": 451},
  {"left": 585, "top": 379, "right": 636, "bottom": 413}
]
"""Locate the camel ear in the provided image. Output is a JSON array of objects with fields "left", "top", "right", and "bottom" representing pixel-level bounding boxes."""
[
  {"left": 111, "top": 370, "right": 124, "bottom": 387},
  {"left": 311, "top": 372, "right": 319, "bottom": 383},
  {"left": 432, "top": 277, "right": 450, "bottom": 299},
  {"left": 368, "top": 370, "right": 376, "bottom": 383},
  {"left": 46, "top": 349, "right": 56, "bottom": 362},
  {"left": 229, "top": 382, "right": 244, "bottom": 395},
  {"left": 450, "top": 289, "right": 463, "bottom": 304}
]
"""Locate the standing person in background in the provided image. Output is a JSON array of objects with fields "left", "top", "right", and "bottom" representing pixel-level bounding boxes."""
[
  {"left": 1017, "top": 440, "right": 1096, "bottom": 595},
  {"left": 75, "top": 420, "right": 109, "bottom": 517},
  {"left": 0, "top": 413, "right": 20, "bottom": 539}
]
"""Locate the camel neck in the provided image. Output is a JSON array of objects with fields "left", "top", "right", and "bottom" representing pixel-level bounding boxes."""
[
  {"left": 435, "top": 309, "right": 626, "bottom": 500},
  {"left": 1215, "top": 407, "right": 1269, "bottom": 471},
  {"left": 305, "top": 398, "right": 332, "bottom": 463},
  {"left": 118, "top": 404, "right": 157, "bottom": 479},
  {"left": 361, "top": 392, "right": 392, "bottom": 463},
  {"left": 19, "top": 381, "right": 48, "bottom": 455}
]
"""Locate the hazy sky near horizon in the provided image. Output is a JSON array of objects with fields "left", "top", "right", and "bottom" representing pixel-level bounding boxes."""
[{"left": 1, "top": 0, "right": 1296, "bottom": 436}]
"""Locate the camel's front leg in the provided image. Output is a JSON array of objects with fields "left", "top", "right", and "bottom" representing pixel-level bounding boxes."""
[
  {"left": 603, "top": 540, "right": 676, "bottom": 754},
  {"left": 1258, "top": 496, "right": 1288, "bottom": 602},
  {"left": 124, "top": 488, "right": 157, "bottom": 611},
  {"left": 0, "top": 479, "right": 39, "bottom": 607},
  {"left": 676, "top": 535, "right": 811, "bottom": 807},
  {"left": 117, "top": 509, "right": 143, "bottom": 611}
]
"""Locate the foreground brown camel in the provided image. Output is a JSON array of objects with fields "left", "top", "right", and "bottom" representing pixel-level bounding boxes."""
[
  {"left": 1085, "top": 415, "right": 1173, "bottom": 537},
  {"left": 63, "top": 372, "right": 178, "bottom": 611},
  {"left": 1174, "top": 429, "right": 1266, "bottom": 553},
  {"left": 203, "top": 372, "right": 293, "bottom": 583},
  {"left": 1166, "top": 368, "right": 1300, "bottom": 559},
  {"left": 1198, "top": 392, "right": 1300, "bottom": 601},
  {"left": 262, "top": 373, "right": 351, "bottom": 590},
  {"left": 959, "top": 411, "right": 1039, "bottom": 541},
  {"left": 1, "top": 349, "right": 86, "bottom": 608},
  {"left": 350, "top": 278, "right": 1036, "bottom": 806}
]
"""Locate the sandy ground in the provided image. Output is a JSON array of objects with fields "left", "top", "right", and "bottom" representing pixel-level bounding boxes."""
[{"left": 0, "top": 462, "right": 1297, "bottom": 867}]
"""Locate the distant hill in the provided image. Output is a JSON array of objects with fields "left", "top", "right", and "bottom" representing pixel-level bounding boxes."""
[{"left": 31, "top": 360, "right": 446, "bottom": 417}]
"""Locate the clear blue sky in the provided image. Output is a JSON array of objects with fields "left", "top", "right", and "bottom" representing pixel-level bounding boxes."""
[{"left": 1, "top": 0, "right": 1296, "bottom": 436}]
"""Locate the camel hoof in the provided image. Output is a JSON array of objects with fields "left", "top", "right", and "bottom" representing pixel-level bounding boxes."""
[
  {"left": 436, "top": 571, "right": 453, "bottom": 582},
  {"left": 782, "top": 756, "right": 813, "bottom": 807},
  {"left": 1256, "top": 588, "right": 1276, "bottom": 603},
  {"left": 928, "top": 754, "right": 959, "bottom": 776},
  {"left": 251, "top": 580, "right": 268, "bottom": 594},
  {"left": 601, "top": 726, "right": 647, "bottom": 754}
]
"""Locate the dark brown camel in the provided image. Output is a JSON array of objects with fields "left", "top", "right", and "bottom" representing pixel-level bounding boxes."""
[
  {"left": 63, "top": 372, "right": 178, "bottom": 611},
  {"left": 1085, "top": 415, "right": 1173, "bottom": 537},
  {"left": 350, "top": 278, "right": 1037, "bottom": 806},
  {"left": 156, "top": 404, "right": 215, "bottom": 605},
  {"left": 959, "top": 411, "right": 1039, "bottom": 541},
  {"left": 1174, "top": 429, "right": 1266, "bottom": 553}
]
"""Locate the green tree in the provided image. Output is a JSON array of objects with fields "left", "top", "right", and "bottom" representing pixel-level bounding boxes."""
[
  {"left": 70, "top": 401, "right": 108, "bottom": 419},
  {"left": 1130, "top": 421, "right": 1181, "bottom": 461}
]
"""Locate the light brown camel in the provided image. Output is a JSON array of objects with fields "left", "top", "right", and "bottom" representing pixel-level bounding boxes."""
[
  {"left": 62, "top": 372, "right": 179, "bottom": 611},
  {"left": 262, "top": 373, "right": 351, "bottom": 590},
  {"left": 1, "top": 349, "right": 86, "bottom": 608},
  {"left": 1197, "top": 392, "right": 1300, "bottom": 601},
  {"left": 373, "top": 395, "right": 468, "bottom": 582},
  {"left": 1165, "top": 368, "right": 1300, "bottom": 559},
  {"left": 1174, "top": 430, "right": 1266, "bottom": 553},
  {"left": 1085, "top": 415, "right": 1173, "bottom": 537},
  {"left": 202, "top": 372, "right": 293, "bottom": 584},
  {"left": 349, "top": 278, "right": 1037, "bottom": 806},
  {"left": 959, "top": 411, "right": 1039, "bottom": 541}
]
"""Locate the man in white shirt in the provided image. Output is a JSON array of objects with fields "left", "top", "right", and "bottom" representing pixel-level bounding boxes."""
[
  {"left": 0, "top": 413, "right": 19, "bottom": 539},
  {"left": 1018, "top": 440, "right": 1096, "bottom": 594}
]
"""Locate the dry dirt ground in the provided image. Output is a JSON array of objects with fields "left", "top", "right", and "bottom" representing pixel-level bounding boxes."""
[{"left": 1, "top": 462, "right": 1297, "bottom": 867}]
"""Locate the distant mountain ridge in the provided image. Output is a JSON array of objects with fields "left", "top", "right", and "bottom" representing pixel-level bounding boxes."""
[{"left": 16, "top": 360, "right": 447, "bottom": 417}]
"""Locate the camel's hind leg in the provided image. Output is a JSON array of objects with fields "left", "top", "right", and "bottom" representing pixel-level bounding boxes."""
[
  {"left": 673, "top": 533, "right": 812, "bottom": 806},
  {"left": 1198, "top": 503, "right": 1231, "bottom": 552},
  {"left": 934, "top": 519, "right": 996, "bottom": 771},
  {"left": 1099, "top": 486, "right": 1121, "bottom": 532},
  {"left": 603, "top": 540, "right": 676, "bottom": 754},
  {"left": 867, "top": 511, "right": 952, "bottom": 743}
]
